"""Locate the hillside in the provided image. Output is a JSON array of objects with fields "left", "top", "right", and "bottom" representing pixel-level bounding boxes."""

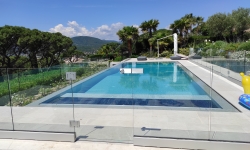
[{"left": 71, "top": 36, "right": 119, "bottom": 53}]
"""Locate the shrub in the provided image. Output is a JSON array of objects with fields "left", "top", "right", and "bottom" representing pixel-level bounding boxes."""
[
  {"left": 179, "top": 48, "right": 189, "bottom": 56},
  {"left": 213, "top": 41, "right": 227, "bottom": 49},
  {"left": 159, "top": 51, "right": 171, "bottom": 57},
  {"left": 238, "top": 42, "right": 250, "bottom": 51},
  {"left": 200, "top": 51, "right": 208, "bottom": 57},
  {"left": 131, "top": 55, "right": 138, "bottom": 58},
  {"left": 103, "top": 54, "right": 116, "bottom": 60},
  {"left": 89, "top": 54, "right": 103, "bottom": 61},
  {"left": 114, "top": 56, "right": 122, "bottom": 61},
  {"left": 140, "top": 51, "right": 149, "bottom": 57},
  {"left": 139, "top": 51, "right": 158, "bottom": 57},
  {"left": 75, "top": 68, "right": 85, "bottom": 77},
  {"left": 223, "top": 43, "right": 239, "bottom": 51}
]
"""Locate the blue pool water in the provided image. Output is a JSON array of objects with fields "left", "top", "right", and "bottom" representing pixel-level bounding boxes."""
[{"left": 41, "top": 62, "right": 223, "bottom": 108}]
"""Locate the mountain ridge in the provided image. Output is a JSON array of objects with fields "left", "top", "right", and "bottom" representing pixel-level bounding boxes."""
[{"left": 71, "top": 36, "right": 120, "bottom": 53}]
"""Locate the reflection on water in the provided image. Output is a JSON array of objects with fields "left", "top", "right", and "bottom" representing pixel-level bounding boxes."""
[
  {"left": 118, "top": 62, "right": 205, "bottom": 95},
  {"left": 119, "top": 74, "right": 140, "bottom": 89},
  {"left": 141, "top": 76, "right": 158, "bottom": 91}
]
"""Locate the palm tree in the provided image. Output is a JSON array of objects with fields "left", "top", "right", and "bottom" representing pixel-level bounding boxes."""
[
  {"left": 148, "top": 37, "right": 154, "bottom": 56},
  {"left": 139, "top": 19, "right": 159, "bottom": 38},
  {"left": 151, "top": 31, "right": 172, "bottom": 54},
  {"left": 192, "top": 16, "right": 204, "bottom": 35},
  {"left": 117, "top": 26, "right": 139, "bottom": 57},
  {"left": 170, "top": 19, "right": 185, "bottom": 37},
  {"left": 170, "top": 13, "right": 197, "bottom": 47},
  {"left": 97, "top": 44, "right": 109, "bottom": 55},
  {"left": 140, "top": 19, "right": 159, "bottom": 56}
]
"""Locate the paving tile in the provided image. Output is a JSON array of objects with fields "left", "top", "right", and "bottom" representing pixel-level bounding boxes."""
[
  {"left": 7, "top": 140, "right": 49, "bottom": 150},
  {"left": 145, "top": 129, "right": 190, "bottom": 139},
  {"left": 76, "top": 126, "right": 133, "bottom": 143},
  {"left": 210, "top": 124, "right": 246, "bottom": 132},
  {"left": 0, "top": 139, "right": 187, "bottom": 150},
  {"left": 0, "top": 139, "right": 12, "bottom": 149},
  {"left": 0, "top": 122, "right": 13, "bottom": 130},
  {"left": 187, "top": 130, "right": 213, "bottom": 140},
  {"left": 212, "top": 132, "right": 250, "bottom": 142}
]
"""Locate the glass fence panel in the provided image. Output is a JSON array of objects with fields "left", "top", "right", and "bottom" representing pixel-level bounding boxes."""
[
  {"left": 74, "top": 63, "right": 133, "bottom": 143},
  {"left": 228, "top": 65, "right": 244, "bottom": 82},
  {"left": 183, "top": 55, "right": 250, "bottom": 143},
  {"left": 133, "top": 63, "right": 211, "bottom": 140},
  {"left": 0, "top": 68, "right": 13, "bottom": 130},
  {"left": 210, "top": 65, "right": 250, "bottom": 143},
  {"left": 8, "top": 67, "right": 74, "bottom": 133},
  {"left": 68, "top": 62, "right": 108, "bottom": 85}
]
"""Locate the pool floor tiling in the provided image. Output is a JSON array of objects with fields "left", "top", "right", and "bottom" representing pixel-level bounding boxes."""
[{"left": 41, "top": 97, "right": 221, "bottom": 108}]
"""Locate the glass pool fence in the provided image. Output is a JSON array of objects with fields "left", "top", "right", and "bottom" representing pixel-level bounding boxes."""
[
  {"left": 190, "top": 50, "right": 250, "bottom": 82},
  {"left": 0, "top": 61, "right": 249, "bottom": 144}
]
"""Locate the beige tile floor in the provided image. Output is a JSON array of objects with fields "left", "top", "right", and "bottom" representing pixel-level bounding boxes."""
[{"left": 0, "top": 139, "right": 185, "bottom": 150}]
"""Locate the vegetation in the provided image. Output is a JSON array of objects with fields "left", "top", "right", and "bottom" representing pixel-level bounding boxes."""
[
  {"left": 110, "top": 7, "right": 250, "bottom": 59},
  {"left": 117, "top": 26, "right": 139, "bottom": 57},
  {"left": 71, "top": 36, "right": 119, "bottom": 53},
  {"left": 140, "top": 19, "right": 159, "bottom": 38},
  {"left": 96, "top": 42, "right": 120, "bottom": 56},
  {"left": 0, "top": 63, "right": 107, "bottom": 106},
  {"left": 1, "top": 7, "right": 250, "bottom": 106},
  {"left": 74, "top": 7, "right": 250, "bottom": 61},
  {"left": 170, "top": 13, "right": 204, "bottom": 47},
  {"left": 238, "top": 42, "right": 250, "bottom": 50},
  {"left": 0, "top": 25, "right": 77, "bottom": 69}
]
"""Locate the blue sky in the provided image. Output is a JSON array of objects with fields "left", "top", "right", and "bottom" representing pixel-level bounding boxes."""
[{"left": 1, "top": 0, "right": 250, "bottom": 40}]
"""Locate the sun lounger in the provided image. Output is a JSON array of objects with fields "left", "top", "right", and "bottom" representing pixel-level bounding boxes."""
[
  {"left": 170, "top": 53, "right": 201, "bottom": 60},
  {"left": 137, "top": 56, "right": 147, "bottom": 61},
  {"left": 170, "top": 56, "right": 182, "bottom": 60},
  {"left": 170, "top": 53, "right": 188, "bottom": 60},
  {"left": 189, "top": 55, "right": 202, "bottom": 59}
]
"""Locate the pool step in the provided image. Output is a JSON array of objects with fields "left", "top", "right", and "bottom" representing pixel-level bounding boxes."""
[
  {"left": 120, "top": 68, "right": 143, "bottom": 74},
  {"left": 60, "top": 93, "right": 211, "bottom": 101}
]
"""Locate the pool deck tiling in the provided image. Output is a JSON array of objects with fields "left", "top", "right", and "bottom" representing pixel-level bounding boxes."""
[{"left": 0, "top": 139, "right": 186, "bottom": 150}]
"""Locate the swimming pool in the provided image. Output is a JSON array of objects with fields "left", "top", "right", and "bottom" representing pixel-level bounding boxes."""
[{"left": 40, "top": 62, "right": 237, "bottom": 110}]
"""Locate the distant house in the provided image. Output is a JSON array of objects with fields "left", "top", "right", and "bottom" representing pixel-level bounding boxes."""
[{"left": 245, "top": 28, "right": 250, "bottom": 33}]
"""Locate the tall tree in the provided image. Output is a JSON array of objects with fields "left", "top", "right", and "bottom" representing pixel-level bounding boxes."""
[
  {"left": 140, "top": 19, "right": 159, "bottom": 56},
  {"left": 0, "top": 26, "right": 29, "bottom": 69},
  {"left": 97, "top": 43, "right": 120, "bottom": 55},
  {"left": 206, "top": 13, "right": 230, "bottom": 41},
  {"left": 149, "top": 30, "right": 173, "bottom": 54},
  {"left": 205, "top": 8, "right": 250, "bottom": 42},
  {"left": 231, "top": 7, "right": 250, "bottom": 42},
  {"left": 0, "top": 25, "right": 77, "bottom": 69},
  {"left": 117, "top": 26, "right": 139, "bottom": 57},
  {"left": 139, "top": 19, "right": 159, "bottom": 38},
  {"left": 170, "top": 13, "right": 199, "bottom": 47},
  {"left": 192, "top": 16, "right": 204, "bottom": 35}
]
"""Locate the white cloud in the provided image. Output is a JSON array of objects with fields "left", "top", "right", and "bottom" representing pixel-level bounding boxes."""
[
  {"left": 49, "top": 21, "right": 125, "bottom": 41},
  {"left": 165, "top": 25, "right": 172, "bottom": 30},
  {"left": 132, "top": 24, "right": 139, "bottom": 28},
  {"left": 132, "top": 24, "right": 143, "bottom": 35}
]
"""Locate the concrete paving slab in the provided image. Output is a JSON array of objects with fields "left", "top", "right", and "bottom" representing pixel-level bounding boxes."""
[{"left": 0, "top": 139, "right": 185, "bottom": 150}]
